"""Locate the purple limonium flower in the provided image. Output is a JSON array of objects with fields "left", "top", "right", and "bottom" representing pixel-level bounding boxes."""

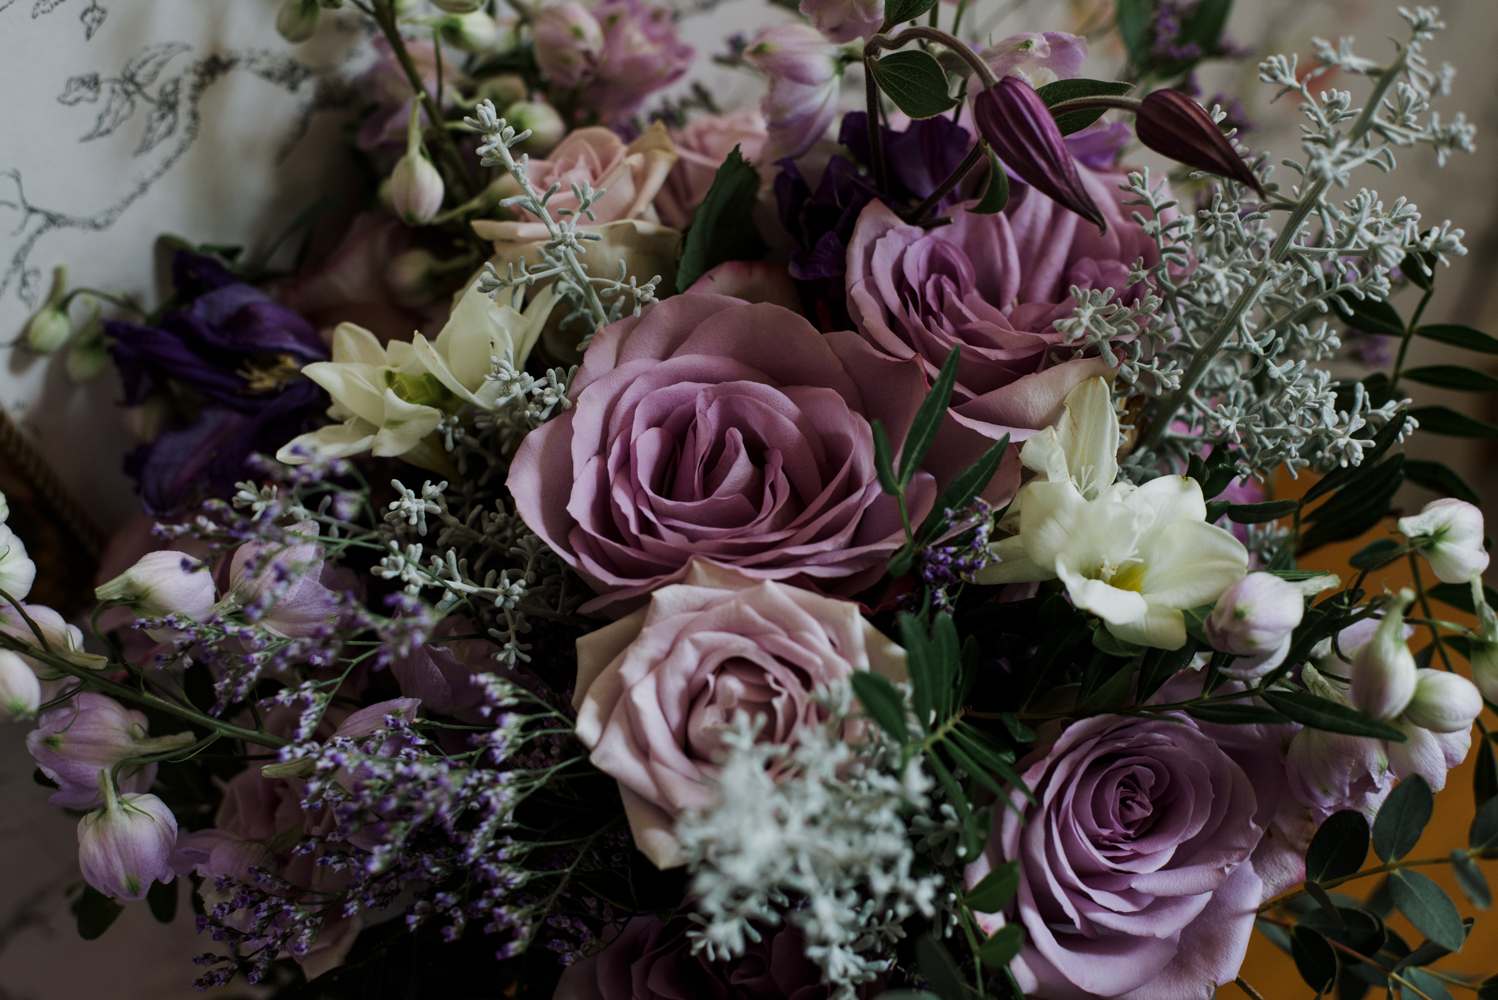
[{"left": 106, "top": 251, "right": 329, "bottom": 516}]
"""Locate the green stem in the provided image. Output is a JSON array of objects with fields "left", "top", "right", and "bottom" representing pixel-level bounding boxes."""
[
  {"left": 866, "top": 27, "right": 996, "bottom": 88},
  {"left": 864, "top": 58, "right": 889, "bottom": 196},
  {"left": 1389, "top": 283, "right": 1435, "bottom": 394},
  {"left": 373, "top": 0, "right": 474, "bottom": 203},
  {"left": 909, "top": 140, "right": 987, "bottom": 224},
  {"left": 1259, "top": 853, "right": 1464, "bottom": 913}
]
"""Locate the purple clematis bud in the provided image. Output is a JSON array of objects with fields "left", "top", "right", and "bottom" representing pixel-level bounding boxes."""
[
  {"left": 77, "top": 773, "right": 177, "bottom": 901},
  {"left": 971, "top": 76, "right": 1107, "bottom": 233},
  {"left": 1135, "top": 89, "right": 1264, "bottom": 196}
]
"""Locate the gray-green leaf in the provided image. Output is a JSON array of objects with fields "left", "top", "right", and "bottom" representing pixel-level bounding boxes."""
[{"left": 869, "top": 51, "right": 957, "bottom": 120}]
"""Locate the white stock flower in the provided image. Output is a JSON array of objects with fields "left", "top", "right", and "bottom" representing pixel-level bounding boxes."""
[{"left": 1397, "top": 498, "right": 1489, "bottom": 584}]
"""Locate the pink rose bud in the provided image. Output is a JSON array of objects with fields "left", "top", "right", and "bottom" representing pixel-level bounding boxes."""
[
  {"left": 27, "top": 692, "right": 194, "bottom": 810},
  {"left": 1135, "top": 89, "right": 1264, "bottom": 196},
  {"left": 1349, "top": 590, "right": 1418, "bottom": 721},
  {"left": 276, "top": 0, "right": 322, "bottom": 43},
  {"left": 1404, "top": 668, "right": 1483, "bottom": 733},
  {"left": 1205, "top": 571, "right": 1304, "bottom": 657},
  {"left": 0, "top": 650, "right": 40, "bottom": 721},
  {"left": 1398, "top": 498, "right": 1489, "bottom": 584},
  {"left": 972, "top": 76, "right": 1107, "bottom": 233},
  {"left": 77, "top": 773, "right": 177, "bottom": 901},
  {"left": 95, "top": 550, "right": 216, "bottom": 621},
  {"left": 532, "top": 1, "right": 604, "bottom": 87}
]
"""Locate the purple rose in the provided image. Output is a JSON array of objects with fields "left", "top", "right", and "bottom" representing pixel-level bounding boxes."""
[
  {"left": 554, "top": 915, "right": 882, "bottom": 1000},
  {"left": 508, "top": 295, "right": 937, "bottom": 617},
  {"left": 844, "top": 174, "right": 1168, "bottom": 495},
  {"left": 966, "top": 704, "right": 1301, "bottom": 1000}
]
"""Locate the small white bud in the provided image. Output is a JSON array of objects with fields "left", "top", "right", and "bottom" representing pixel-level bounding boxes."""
[
  {"left": 26, "top": 306, "right": 72, "bottom": 355},
  {"left": 1206, "top": 572, "right": 1304, "bottom": 655},
  {"left": 504, "top": 101, "right": 567, "bottom": 156},
  {"left": 276, "top": 0, "right": 322, "bottom": 43},
  {"left": 438, "top": 11, "right": 500, "bottom": 53},
  {"left": 1398, "top": 498, "right": 1489, "bottom": 584},
  {"left": 0, "top": 525, "right": 37, "bottom": 602},
  {"left": 1349, "top": 590, "right": 1418, "bottom": 721},
  {"left": 95, "top": 551, "right": 216, "bottom": 622},
  {"left": 0, "top": 650, "right": 40, "bottom": 721},
  {"left": 1404, "top": 668, "right": 1483, "bottom": 733}
]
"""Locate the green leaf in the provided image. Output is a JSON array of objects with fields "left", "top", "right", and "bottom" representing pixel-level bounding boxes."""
[
  {"left": 1114, "top": 0, "right": 1153, "bottom": 67},
  {"left": 1410, "top": 405, "right": 1498, "bottom": 439},
  {"left": 1349, "top": 538, "right": 1404, "bottom": 570},
  {"left": 1403, "top": 460, "right": 1482, "bottom": 506},
  {"left": 1299, "top": 455, "right": 1405, "bottom": 554},
  {"left": 1305, "top": 881, "right": 1346, "bottom": 925},
  {"left": 964, "top": 860, "right": 1020, "bottom": 912},
  {"left": 1402, "top": 250, "right": 1437, "bottom": 291},
  {"left": 674, "top": 146, "right": 768, "bottom": 293},
  {"left": 970, "top": 147, "right": 1009, "bottom": 214},
  {"left": 1091, "top": 626, "right": 1143, "bottom": 659},
  {"left": 1177, "top": 0, "right": 1233, "bottom": 56},
  {"left": 851, "top": 670, "right": 908, "bottom": 741},
  {"left": 1428, "top": 582, "right": 1498, "bottom": 616},
  {"left": 1076, "top": 661, "right": 1135, "bottom": 714},
  {"left": 1416, "top": 324, "right": 1498, "bottom": 355},
  {"left": 1402, "top": 366, "right": 1498, "bottom": 392},
  {"left": 1291, "top": 925, "right": 1340, "bottom": 994},
  {"left": 1451, "top": 850, "right": 1491, "bottom": 909},
  {"left": 1226, "top": 499, "right": 1300, "bottom": 524},
  {"left": 879, "top": 0, "right": 937, "bottom": 30},
  {"left": 1402, "top": 968, "right": 1456, "bottom": 1000},
  {"left": 916, "top": 934, "right": 969, "bottom": 1000},
  {"left": 1389, "top": 869, "right": 1466, "bottom": 952},
  {"left": 872, "top": 420, "right": 899, "bottom": 496},
  {"left": 1260, "top": 690, "right": 1408, "bottom": 742},
  {"left": 900, "top": 345, "right": 962, "bottom": 487},
  {"left": 147, "top": 877, "right": 178, "bottom": 923},
  {"left": 72, "top": 885, "right": 124, "bottom": 940},
  {"left": 1373, "top": 775, "right": 1433, "bottom": 863},
  {"left": 869, "top": 50, "right": 957, "bottom": 120},
  {"left": 1306, "top": 810, "right": 1370, "bottom": 883},
  {"left": 1477, "top": 737, "right": 1498, "bottom": 810},
  {"left": 901, "top": 613, "right": 936, "bottom": 732},
  {"left": 1334, "top": 292, "right": 1406, "bottom": 337},
  {"left": 1185, "top": 703, "right": 1293, "bottom": 726},
  {"left": 920, "top": 435, "right": 1008, "bottom": 538},
  {"left": 978, "top": 923, "right": 1026, "bottom": 968},
  {"left": 1137, "top": 637, "right": 1199, "bottom": 701},
  {"left": 1470, "top": 795, "right": 1498, "bottom": 850},
  {"left": 997, "top": 712, "right": 1036, "bottom": 743},
  {"left": 1034, "top": 78, "right": 1134, "bottom": 134}
]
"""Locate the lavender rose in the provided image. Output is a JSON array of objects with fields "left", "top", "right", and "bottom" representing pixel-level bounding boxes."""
[
  {"left": 508, "top": 295, "right": 936, "bottom": 616},
  {"left": 573, "top": 560, "right": 906, "bottom": 866},
  {"left": 655, "top": 110, "right": 770, "bottom": 229},
  {"left": 966, "top": 706, "right": 1303, "bottom": 1000}
]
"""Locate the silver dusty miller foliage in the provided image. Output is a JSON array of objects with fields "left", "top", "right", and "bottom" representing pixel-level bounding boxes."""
[
  {"left": 1064, "top": 7, "right": 1472, "bottom": 484},
  {"left": 464, "top": 99, "right": 663, "bottom": 347}
]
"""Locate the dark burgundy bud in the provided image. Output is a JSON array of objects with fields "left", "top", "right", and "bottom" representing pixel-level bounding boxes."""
[
  {"left": 972, "top": 76, "right": 1108, "bottom": 234},
  {"left": 1136, "top": 89, "right": 1264, "bottom": 195}
]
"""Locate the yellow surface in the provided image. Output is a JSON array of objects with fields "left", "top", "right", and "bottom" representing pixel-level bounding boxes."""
[{"left": 1237, "top": 472, "right": 1491, "bottom": 998}]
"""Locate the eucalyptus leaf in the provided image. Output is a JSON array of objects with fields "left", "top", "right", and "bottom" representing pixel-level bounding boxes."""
[
  {"left": 1291, "top": 925, "right": 1339, "bottom": 994},
  {"left": 1451, "top": 850, "right": 1491, "bottom": 909},
  {"left": 1306, "top": 809, "right": 1370, "bottom": 883},
  {"left": 1470, "top": 795, "right": 1498, "bottom": 850},
  {"left": 869, "top": 51, "right": 957, "bottom": 120},
  {"left": 1389, "top": 869, "right": 1466, "bottom": 952},
  {"left": 1373, "top": 775, "right": 1433, "bottom": 863}
]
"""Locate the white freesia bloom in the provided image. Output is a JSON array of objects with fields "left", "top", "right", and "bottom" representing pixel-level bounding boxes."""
[
  {"left": 278, "top": 282, "right": 555, "bottom": 470},
  {"left": 975, "top": 376, "right": 1248, "bottom": 648},
  {"left": 1397, "top": 498, "right": 1489, "bottom": 584}
]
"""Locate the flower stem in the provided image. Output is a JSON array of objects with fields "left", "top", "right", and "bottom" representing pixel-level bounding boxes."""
[
  {"left": 866, "top": 27, "right": 996, "bottom": 88},
  {"left": 864, "top": 58, "right": 889, "bottom": 196},
  {"left": 909, "top": 140, "right": 987, "bottom": 224},
  {"left": 1258, "top": 852, "right": 1467, "bottom": 913}
]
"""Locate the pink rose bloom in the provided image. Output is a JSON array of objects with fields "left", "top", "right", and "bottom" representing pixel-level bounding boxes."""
[
  {"left": 745, "top": 23, "right": 845, "bottom": 162},
  {"left": 508, "top": 295, "right": 937, "bottom": 616},
  {"left": 799, "top": 0, "right": 882, "bottom": 43},
  {"left": 515, "top": 124, "right": 677, "bottom": 228},
  {"left": 572, "top": 561, "right": 906, "bottom": 866},
  {"left": 582, "top": 0, "right": 694, "bottom": 121},
  {"left": 654, "top": 110, "right": 769, "bottom": 229},
  {"left": 966, "top": 703, "right": 1301, "bottom": 1000},
  {"left": 844, "top": 176, "right": 1169, "bottom": 496},
  {"left": 687, "top": 260, "right": 801, "bottom": 312}
]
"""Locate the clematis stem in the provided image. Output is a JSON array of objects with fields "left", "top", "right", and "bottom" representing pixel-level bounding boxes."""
[
  {"left": 865, "top": 27, "right": 997, "bottom": 89},
  {"left": 864, "top": 58, "right": 889, "bottom": 195},
  {"left": 908, "top": 140, "right": 987, "bottom": 224}
]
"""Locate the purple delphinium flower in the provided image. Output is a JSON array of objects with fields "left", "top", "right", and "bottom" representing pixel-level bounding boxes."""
[{"left": 106, "top": 251, "right": 329, "bottom": 516}]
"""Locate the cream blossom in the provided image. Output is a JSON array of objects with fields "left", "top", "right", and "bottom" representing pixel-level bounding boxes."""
[
  {"left": 976, "top": 377, "right": 1249, "bottom": 648},
  {"left": 277, "top": 281, "right": 554, "bottom": 470}
]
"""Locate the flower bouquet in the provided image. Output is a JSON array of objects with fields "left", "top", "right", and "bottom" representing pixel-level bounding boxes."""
[{"left": 6, "top": 0, "right": 1497, "bottom": 997}]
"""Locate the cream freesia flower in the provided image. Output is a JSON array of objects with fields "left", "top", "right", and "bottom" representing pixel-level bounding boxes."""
[{"left": 278, "top": 281, "right": 555, "bottom": 471}]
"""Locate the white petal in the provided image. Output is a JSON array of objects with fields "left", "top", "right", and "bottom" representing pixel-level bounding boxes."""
[
  {"left": 302, "top": 361, "right": 388, "bottom": 427},
  {"left": 1140, "top": 520, "right": 1248, "bottom": 609},
  {"left": 1056, "top": 555, "right": 1149, "bottom": 627},
  {"left": 412, "top": 334, "right": 482, "bottom": 407},
  {"left": 329, "top": 322, "right": 388, "bottom": 366},
  {"left": 371, "top": 389, "right": 442, "bottom": 458},
  {"left": 1107, "top": 604, "right": 1188, "bottom": 650},
  {"left": 277, "top": 421, "right": 378, "bottom": 462},
  {"left": 1056, "top": 376, "right": 1119, "bottom": 499}
]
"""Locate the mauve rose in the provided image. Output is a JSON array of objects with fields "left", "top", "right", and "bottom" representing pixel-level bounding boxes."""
[
  {"left": 966, "top": 699, "right": 1303, "bottom": 1000},
  {"left": 554, "top": 914, "right": 882, "bottom": 1000},
  {"left": 845, "top": 175, "right": 1169, "bottom": 496},
  {"left": 573, "top": 560, "right": 905, "bottom": 866},
  {"left": 515, "top": 124, "right": 678, "bottom": 229},
  {"left": 583, "top": 0, "right": 695, "bottom": 121},
  {"left": 508, "top": 294, "right": 936, "bottom": 616},
  {"left": 655, "top": 111, "right": 770, "bottom": 230}
]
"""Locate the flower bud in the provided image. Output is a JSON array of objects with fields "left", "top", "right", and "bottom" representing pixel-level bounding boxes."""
[
  {"left": 0, "top": 524, "right": 37, "bottom": 602},
  {"left": 1404, "top": 668, "right": 1483, "bottom": 734},
  {"left": 26, "top": 306, "right": 72, "bottom": 355},
  {"left": 27, "top": 693, "right": 193, "bottom": 809},
  {"left": 0, "top": 650, "right": 40, "bottom": 721},
  {"left": 1349, "top": 590, "right": 1418, "bottom": 721},
  {"left": 391, "top": 104, "right": 445, "bottom": 226},
  {"left": 66, "top": 304, "right": 110, "bottom": 383},
  {"left": 1206, "top": 571, "right": 1304, "bottom": 657},
  {"left": 532, "top": 1, "right": 604, "bottom": 87},
  {"left": 1471, "top": 640, "right": 1498, "bottom": 705},
  {"left": 430, "top": 0, "right": 483, "bottom": 10},
  {"left": 0, "top": 602, "right": 107, "bottom": 673},
  {"left": 972, "top": 77, "right": 1106, "bottom": 233},
  {"left": 96, "top": 551, "right": 216, "bottom": 622},
  {"left": 477, "top": 74, "right": 529, "bottom": 110},
  {"left": 1135, "top": 89, "right": 1264, "bottom": 196},
  {"left": 1398, "top": 498, "right": 1490, "bottom": 584},
  {"left": 438, "top": 11, "right": 499, "bottom": 53},
  {"left": 77, "top": 774, "right": 177, "bottom": 901},
  {"left": 503, "top": 100, "right": 567, "bottom": 156},
  {"left": 276, "top": 0, "right": 322, "bottom": 43}
]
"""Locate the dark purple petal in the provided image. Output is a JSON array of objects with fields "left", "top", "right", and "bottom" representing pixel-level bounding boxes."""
[
  {"left": 107, "top": 320, "right": 251, "bottom": 407},
  {"left": 838, "top": 111, "right": 973, "bottom": 206},
  {"left": 171, "top": 251, "right": 239, "bottom": 298},
  {"left": 972, "top": 77, "right": 1107, "bottom": 234},
  {"left": 1136, "top": 89, "right": 1264, "bottom": 195}
]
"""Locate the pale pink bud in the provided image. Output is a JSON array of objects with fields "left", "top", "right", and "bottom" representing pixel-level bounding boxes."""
[
  {"left": 1398, "top": 498, "right": 1489, "bottom": 584},
  {"left": 1404, "top": 669, "right": 1483, "bottom": 733},
  {"left": 391, "top": 152, "right": 444, "bottom": 225},
  {"left": 95, "top": 550, "right": 216, "bottom": 621},
  {"left": 0, "top": 524, "right": 36, "bottom": 602},
  {"left": 0, "top": 650, "right": 40, "bottom": 721},
  {"left": 1349, "top": 591, "right": 1418, "bottom": 721},
  {"left": 78, "top": 774, "right": 177, "bottom": 901},
  {"left": 438, "top": 11, "right": 500, "bottom": 53},
  {"left": 532, "top": 1, "right": 604, "bottom": 87},
  {"left": 1206, "top": 572, "right": 1304, "bottom": 657},
  {"left": 1470, "top": 641, "right": 1498, "bottom": 706},
  {"left": 27, "top": 693, "right": 192, "bottom": 809},
  {"left": 505, "top": 101, "right": 567, "bottom": 156},
  {"left": 745, "top": 24, "right": 845, "bottom": 161}
]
